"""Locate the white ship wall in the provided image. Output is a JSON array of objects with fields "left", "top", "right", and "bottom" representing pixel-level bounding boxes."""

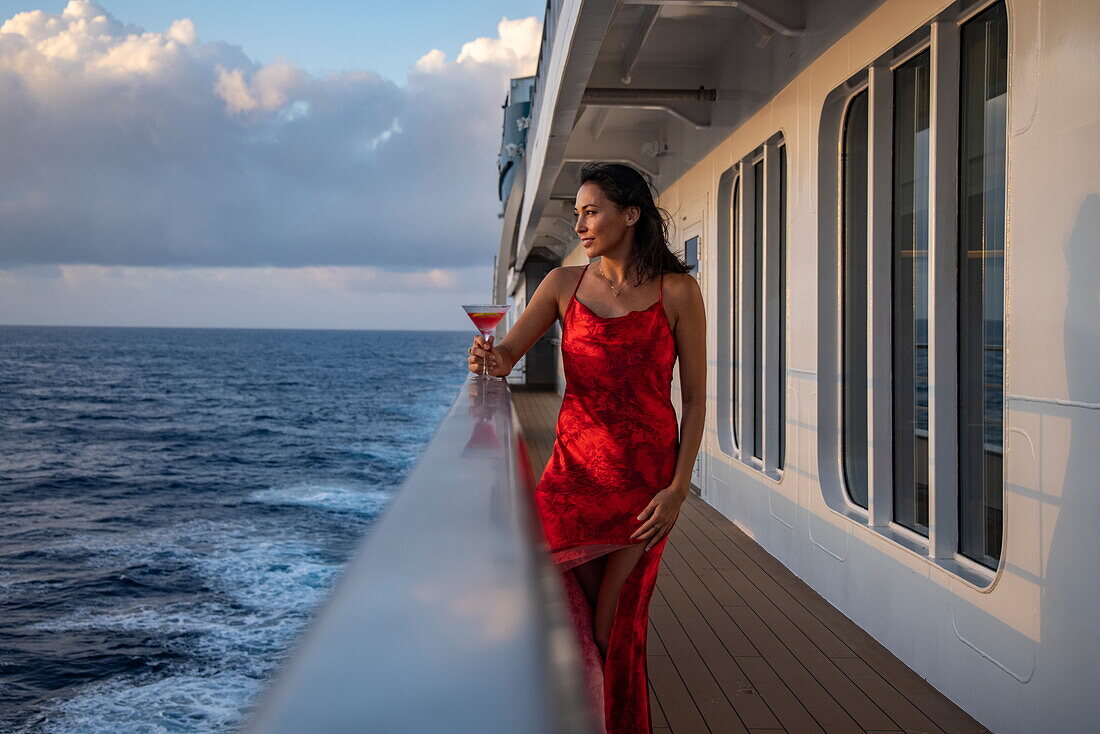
[{"left": 561, "top": 1, "right": 1099, "bottom": 731}]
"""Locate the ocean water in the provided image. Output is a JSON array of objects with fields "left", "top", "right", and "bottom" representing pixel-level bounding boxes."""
[{"left": 0, "top": 326, "right": 471, "bottom": 733}]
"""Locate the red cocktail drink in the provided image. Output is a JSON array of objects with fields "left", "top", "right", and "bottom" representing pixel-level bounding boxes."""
[
  {"left": 461, "top": 304, "right": 510, "bottom": 380},
  {"left": 467, "top": 311, "right": 506, "bottom": 333}
]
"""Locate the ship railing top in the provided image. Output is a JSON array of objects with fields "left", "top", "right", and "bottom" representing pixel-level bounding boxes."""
[{"left": 244, "top": 376, "right": 598, "bottom": 734}]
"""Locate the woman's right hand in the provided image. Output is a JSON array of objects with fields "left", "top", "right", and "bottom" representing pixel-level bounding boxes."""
[{"left": 467, "top": 335, "right": 515, "bottom": 377}]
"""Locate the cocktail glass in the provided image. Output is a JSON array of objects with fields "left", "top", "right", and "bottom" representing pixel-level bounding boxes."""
[{"left": 462, "top": 304, "right": 510, "bottom": 381}]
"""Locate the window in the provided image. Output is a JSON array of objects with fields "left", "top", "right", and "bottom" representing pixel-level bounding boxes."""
[
  {"left": 842, "top": 90, "right": 869, "bottom": 508},
  {"left": 753, "top": 159, "right": 765, "bottom": 460},
  {"left": 892, "top": 49, "right": 931, "bottom": 536},
  {"left": 715, "top": 171, "right": 740, "bottom": 454},
  {"left": 957, "top": 1, "right": 1007, "bottom": 568},
  {"left": 718, "top": 134, "right": 787, "bottom": 478},
  {"left": 731, "top": 177, "right": 739, "bottom": 454},
  {"left": 684, "top": 235, "right": 700, "bottom": 274},
  {"left": 778, "top": 145, "right": 787, "bottom": 471},
  {"left": 822, "top": 0, "right": 1008, "bottom": 580}
]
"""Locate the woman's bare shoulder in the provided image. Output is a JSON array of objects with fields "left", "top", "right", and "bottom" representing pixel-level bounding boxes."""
[
  {"left": 663, "top": 272, "right": 702, "bottom": 304},
  {"left": 556, "top": 264, "right": 588, "bottom": 278},
  {"left": 545, "top": 265, "right": 586, "bottom": 296}
]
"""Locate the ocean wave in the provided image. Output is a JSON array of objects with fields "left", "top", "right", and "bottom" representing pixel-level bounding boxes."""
[
  {"left": 36, "top": 670, "right": 260, "bottom": 734},
  {"left": 25, "top": 521, "right": 343, "bottom": 732},
  {"left": 40, "top": 518, "right": 342, "bottom": 610},
  {"left": 246, "top": 483, "right": 392, "bottom": 516}
]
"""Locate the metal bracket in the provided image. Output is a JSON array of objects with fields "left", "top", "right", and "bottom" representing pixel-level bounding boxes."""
[{"left": 620, "top": 0, "right": 805, "bottom": 38}]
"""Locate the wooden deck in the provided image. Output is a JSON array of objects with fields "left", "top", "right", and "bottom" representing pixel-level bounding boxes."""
[{"left": 513, "top": 388, "right": 989, "bottom": 734}]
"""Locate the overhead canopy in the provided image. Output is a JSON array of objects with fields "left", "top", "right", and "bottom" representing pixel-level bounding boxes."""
[{"left": 510, "top": 0, "right": 883, "bottom": 272}]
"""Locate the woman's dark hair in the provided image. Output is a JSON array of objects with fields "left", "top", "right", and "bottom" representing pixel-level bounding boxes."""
[{"left": 578, "top": 161, "right": 690, "bottom": 287}]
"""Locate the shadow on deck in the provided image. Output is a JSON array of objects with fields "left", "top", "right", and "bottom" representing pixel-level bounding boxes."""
[{"left": 513, "top": 389, "right": 989, "bottom": 734}]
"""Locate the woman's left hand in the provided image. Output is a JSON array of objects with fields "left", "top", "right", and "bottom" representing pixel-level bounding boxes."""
[{"left": 631, "top": 486, "right": 687, "bottom": 551}]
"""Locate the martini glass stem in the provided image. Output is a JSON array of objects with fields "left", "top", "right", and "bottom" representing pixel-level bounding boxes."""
[{"left": 481, "top": 331, "right": 492, "bottom": 378}]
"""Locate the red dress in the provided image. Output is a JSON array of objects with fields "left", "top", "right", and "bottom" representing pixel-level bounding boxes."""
[{"left": 534, "top": 263, "right": 679, "bottom": 734}]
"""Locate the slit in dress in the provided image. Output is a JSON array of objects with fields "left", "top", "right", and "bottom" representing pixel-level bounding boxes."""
[{"left": 551, "top": 541, "right": 643, "bottom": 572}]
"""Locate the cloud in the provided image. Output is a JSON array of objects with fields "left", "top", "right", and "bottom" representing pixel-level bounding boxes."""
[
  {"left": 0, "top": 262, "right": 494, "bottom": 329},
  {"left": 0, "top": 1, "right": 541, "bottom": 270},
  {"left": 214, "top": 60, "right": 305, "bottom": 115}
]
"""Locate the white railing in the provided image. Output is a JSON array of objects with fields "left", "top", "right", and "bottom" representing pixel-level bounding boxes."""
[{"left": 244, "top": 377, "right": 599, "bottom": 734}]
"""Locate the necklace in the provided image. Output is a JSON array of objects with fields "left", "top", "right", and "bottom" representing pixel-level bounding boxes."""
[{"left": 596, "top": 262, "right": 630, "bottom": 297}]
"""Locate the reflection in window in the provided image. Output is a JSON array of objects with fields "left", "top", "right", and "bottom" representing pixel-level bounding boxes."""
[
  {"left": 892, "top": 50, "right": 930, "bottom": 535},
  {"left": 753, "top": 160, "right": 765, "bottom": 460},
  {"left": 842, "top": 90, "right": 869, "bottom": 508},
  {"left": 958, "top": 1, "right": 1007, "bottom": 567}
]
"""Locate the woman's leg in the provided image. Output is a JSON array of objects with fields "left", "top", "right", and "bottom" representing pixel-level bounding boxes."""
[
  {"left": 592, "top": 542, "right": 649, "bottom": 657},
  {"left": 571, "top": 554, "right": 607, "bottom": 611}
]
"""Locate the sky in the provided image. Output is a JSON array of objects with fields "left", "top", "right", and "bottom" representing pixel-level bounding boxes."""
[{"left": 0, "top": 1, "right": 544, "bottom": 330}]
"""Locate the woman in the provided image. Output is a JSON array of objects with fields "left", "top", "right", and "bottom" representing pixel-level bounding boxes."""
[{"left": 466, "top": 162, "right": 706, "bottom": 734}]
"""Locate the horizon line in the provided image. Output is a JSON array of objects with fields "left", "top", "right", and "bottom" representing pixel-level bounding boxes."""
[{"left": 0, "top": 323, "right": 472, "bottom": 333}]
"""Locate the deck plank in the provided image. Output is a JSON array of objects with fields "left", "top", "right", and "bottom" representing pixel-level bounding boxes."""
[
  {"left": 658, "top": 547, "right": 778, "bottom": 729},
  {"left": 683, "top": 501, "right": 986, "bottom": 734},
  {"left": 677, "top": 508, "right": 853, "bottom": 658},
  {"left": 650, "top": 602, "right": 749, "bottom": 734},
  {"left": 512, "top": 389, "right": 987, "bottom": 734},
  {"left": 649, "top": 684, "right": 668, "bottom": 729},
  {"left": 648, "top": 620, "right": 669, "bottom": 658},
  {"left": 834, "top": 656, "right": 947, "bottom": 734},
  {"left": 648, "top": 653, "right": 710, "bottom": 734},
  {"left": 660, "top": 545, "right": 755, "bottom": 655},
  {"left": 673, "top": 514, "right": 895, "bottom": 732}
]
